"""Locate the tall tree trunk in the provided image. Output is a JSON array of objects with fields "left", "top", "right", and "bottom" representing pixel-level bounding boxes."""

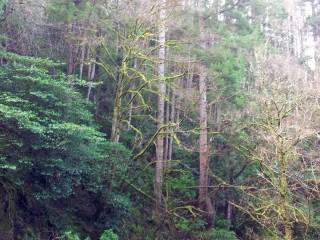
[
  {"left": 87, "top": 47, "right": 92, "bottom": 80},
  {"left": 79, "top": 44, "right": 86, "bottom": 79},
  {"left": 155, "top": 0, "right": 166, "bottom": 215},
  {"left": 198, "top": 0, "right": 214, "bottom": 224},
  {"left": 111, "top": 83, "right": 122, "bottom": 142},
  {"left": 198, "top": 64, "right": 210, "bottom": 206},
  {"left": 111, "top": 57, "right": 124, "bottom": 142},
  {"left": 168, "top": 89, "right": 176, "bottom": 168},
  {"left": 67, "top": 23, "right": 77, "bottom": 75},
  {"left": 127, "top": 58, "right": 138, "bottom": 130},
  {"left": 87, "top": 48, "right": 96, "bottom": 102},
  {"left": 127, "top": 96, "right": 133, "bottom": 130},
  {"left": 226, "top": 170, "right": 234, "bottom": 223},
  {"left": 164, "top": 89, "right": 170, "bottom": 168},
  {"left": 67, "top": 43, "right": 75, "bottom": 75}
]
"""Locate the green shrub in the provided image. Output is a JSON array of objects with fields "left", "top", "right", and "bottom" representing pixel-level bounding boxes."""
[
  {"left": 200, "top": 228, "right": 238, "bottom": 240},
  {"left": 99, "top": 229, "right": 119, "bottom": 240},
  {"left": 63, "top": 230, "right": 81, "bottom": 240}
]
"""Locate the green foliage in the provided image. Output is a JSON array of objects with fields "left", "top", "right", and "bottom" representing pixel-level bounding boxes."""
[
  {"left": 175, "top": 216, "right": 238, "bottom": 240},
  {"left": 206, "top": 39, "right": 248, "bottom": 109},
  {"left": 63, "top": 230, "right": 81, "bottom": 240},
  {"left": 0, "top": 49, "right": 137, "bottom": 238},
  {"left": 0, "top": 50, "right": 108, "bottom": 199},
  {"left": 193, "top": 217, "right": 238, "bottom": 240},
  {"left": 200, "top": 228, "right": 238, "bottom": 240},
  {"left": 176, "top": 217, "right": 206, "bottom": 233},
  {"left": 1, "top": 0, "right": 318, "bottom": 239},
  {"left": 99, "top": 229, "right": 119, "bottom": 240},
  {"left": 166, "top": 169, "right": 197, "bottom": 200}
]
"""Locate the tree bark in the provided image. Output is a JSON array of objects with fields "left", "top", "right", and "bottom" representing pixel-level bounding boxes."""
[
  {"left": 127, "top": 58, "right": 138, "bottom": 130},
  {"left": 155, "top": 0, "right": 166, "bottom": 215},
  {"left": 111, "top": 85, "right": 122, "bottom": 142},
  {"left": 198, "top": 0, "right": 214, "bottom": 224},
  {"left": 111, "top": 56, "right": 123, "bottom": 142},
  {"left": 79, "top": 44, "right": 86, "bottom": 79},
  {"left": 87, "top": 48, "right": 96, "bottom": 102},
  {"left": 198, "top": 64, "right": 209, "bottom": 207},
  {"left": 67, "top": 23, "right": 77, "bottom": 75},
  {"left": 168, "top": 89, "right": 176, "bottom": 168},
  {"left": 164, "top": 89, "right": 170, "bottom": 168}
]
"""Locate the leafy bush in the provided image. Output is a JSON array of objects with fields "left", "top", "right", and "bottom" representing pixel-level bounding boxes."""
[
  {"left": 201, "top": 228, "right": 238, "bottom": 240},
  {"left": 0, "top": 50, "right": 107, "bottom": 199},
  {"left": 176, "top": 217, "right": 206, "bottom": 233},
  {"left": 166, "top": 169, "right": 197, "bottom": 200},
  {"left": 0, "top": 50, "right": 134, "bottom": 238},
  {"left": 62, "top": 230, "right": 81, "bottom": 240},
  {"left": 99, "top": 229, "right": 119, "bottom": 240}
]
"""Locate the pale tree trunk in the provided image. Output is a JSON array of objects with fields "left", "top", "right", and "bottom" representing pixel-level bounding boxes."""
[
  {"left": 198, "top": 64, "right": 212, "bottom": 211},
  {"left": 164, "top": 89, "right": 170, "bottom": 168},
  {"left": 283, "top": 0, "right": 305, "bottom": 58},
  {"left": 155, "top": 0, "right": 166, "bottom": 215},
  {"left": 127, "top": 98, "right": 133, "bottom": 130},
  {"left": 164, "top": 47, "right": 171, "bottom": 169},
  {"left": 127, "top": 58, "right": 138, "bottom": 130},
  {"left": 67, "top": 23, "right": 78, "bottom": 75},
  {"left": 168, "top": 89, "right": 176, "bottom": 168},
  {"left": 111, "top": 84, "right": 122, "bottom": 142},
  {"left": 79, "top": 44, "right": 86, "bottom": 80},
  {"left": 87, "top": 47, "right": 92, "bottom": 79},
  {"left": 87, "top": 48, "right": 96, "bottom": 102},
  {"left": 111, "top": 59, "right": 123, "bottom": 142},
  {"left": 67, "top": 43, "right": 75, "bottom": 75},
  {"left": 86, "top": 82, "right": 93, "bottom": 102},
  {"left": 176, "top": 79, "right": 181, "bottom": 130},
  {"left": 110, "top": 0, "right": 123, "bottom": 142},
  {"left": 198, "top": 0, "right": 214, "bottom": 223},
  {"left": 226, "top": 169, "right": 234, "bottom": 223}
]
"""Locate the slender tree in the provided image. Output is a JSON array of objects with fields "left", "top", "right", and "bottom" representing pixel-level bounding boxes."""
[
  {"left": 197, "top": 0, "right": 215, "bottom": 223},
  {"left": 155, "top": 0, "right": 167, "bottom": 215}
]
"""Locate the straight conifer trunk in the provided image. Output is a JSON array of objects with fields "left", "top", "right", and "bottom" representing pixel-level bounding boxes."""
[
  {"left": 198, "top": 64, "right": 208, "bottom": 205},
  {"left": 155, "top": 0, "right": 166, "bottom": 214},
  {"left": 198, "top": 0, "right": 214, "bottom": 223},
  {"left": 79, "top": 44, "right": 86, "bottom": 80}
]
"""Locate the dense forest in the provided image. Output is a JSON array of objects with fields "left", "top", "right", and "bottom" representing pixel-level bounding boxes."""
[{"left": 0, "top": 0, "right": 320, "bottom": 239}]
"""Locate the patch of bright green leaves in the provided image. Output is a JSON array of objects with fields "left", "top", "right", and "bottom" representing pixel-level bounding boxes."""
[{"left": 0, "top": 50, "right": 129, "bottom": 200}]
